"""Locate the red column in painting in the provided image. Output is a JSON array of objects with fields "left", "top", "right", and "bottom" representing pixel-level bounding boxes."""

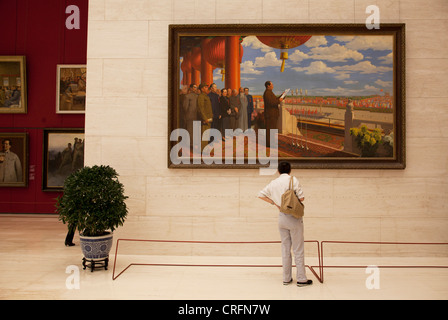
[
  {"left": 191, "top": 68, "right": 200, "bottom": 86},
  {"left": 183, "top": 52, "right": 192, "bottom": 85},
  {"left": 225, "top": 36, "right": 240, "bottom": 90},
  {"left": 190, "top": 47, "right": 201, "bottom": 86},
  {"left": 201, "top": 38, "right": 214, "bottom": 85}
]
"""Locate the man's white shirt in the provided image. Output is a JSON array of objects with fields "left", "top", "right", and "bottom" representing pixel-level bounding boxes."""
[{"left": 258, "top": 173, "right": 304, "bottom": 207}]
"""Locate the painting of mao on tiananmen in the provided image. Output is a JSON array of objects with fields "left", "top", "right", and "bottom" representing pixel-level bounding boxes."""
[{"left": 168, "top": 24, "right": 405, "bottom": 169}]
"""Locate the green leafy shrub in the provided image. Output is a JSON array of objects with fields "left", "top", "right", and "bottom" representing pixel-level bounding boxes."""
[{"left": 56, "top": 165, "right": 128, "bottom": 237}]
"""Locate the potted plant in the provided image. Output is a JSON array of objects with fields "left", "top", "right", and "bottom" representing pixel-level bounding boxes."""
[{"left": 56, "top": 165, "right": 128, "bottom": 268}]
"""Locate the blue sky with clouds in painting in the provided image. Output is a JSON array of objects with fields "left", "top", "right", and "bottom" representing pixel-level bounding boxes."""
[{"left": 211, "top": 35, "right": 393, "bottom": 97}]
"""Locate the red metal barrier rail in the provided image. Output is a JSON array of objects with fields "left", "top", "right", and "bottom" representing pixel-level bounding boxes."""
[
  {"left": 314, "top": 241, "right": 448, "bottom": 283},
  {"left": 112, "top": 238, "right": 322, "bottom": 282},
  {"left": 111, "top": 239, "right": 448, "bottom": 283}
]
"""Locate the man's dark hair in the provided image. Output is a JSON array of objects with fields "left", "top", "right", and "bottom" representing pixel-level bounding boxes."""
[
  {"left": 278, "top": 161, "right": 291, "bottom": 174},
  {"left": 264, "top": 81, "right": 271, "bottom": 88},
  {"left": 198, "top": 83, "right": 208, "bottom": 91}
]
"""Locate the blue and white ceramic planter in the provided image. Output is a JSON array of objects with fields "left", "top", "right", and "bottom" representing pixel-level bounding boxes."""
[{"left": 79, "top": 232, "right": 113, "bottom": 260}]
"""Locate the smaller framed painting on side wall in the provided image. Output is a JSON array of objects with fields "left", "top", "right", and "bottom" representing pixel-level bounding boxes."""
[
  {"left": 0, "top": 56, "right": 27, "bottom": 114},
  {"left": 43, "top": 128, "right": 84, "bottom": 191},
  {"left": 56, "top": 65, "right": 86, "bottom": 114},
  {"left": 0, "top": 132, "right": 28, "bottom": 187}
]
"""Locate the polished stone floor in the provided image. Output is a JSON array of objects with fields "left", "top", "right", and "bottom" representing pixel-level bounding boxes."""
[{"left": 1, "top": 214, "right": 447, "bottom": 300}]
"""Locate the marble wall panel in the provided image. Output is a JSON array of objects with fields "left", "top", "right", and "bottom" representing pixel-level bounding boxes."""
[
  {"left": 146, "top": 97, "right": 168, "bottom": 138},
  {"left": 83, "top": 135, "right": 102, "bottom": 166},
  {"left": 407, "top": 58, "right": 448, "bottom": 99},
  {"left": 101, "top": 58, "right": 168, "bottom": 98},
  {"left": 104, "top": 0, "right": 173, "bottom": 21},
  {"left": 99, "top": 136, "right": 163, "bottom": 176},
  {"left": 399, "top": 0, "right": 448, "bottom": 20},
  {"left": 146, "top": 176, "right": 240, "bottom": 217},
  {"left": 405, "top": 20, "right": 448, "bottom": 59},
  {"left": 148, "top": 21, "right": 171, "bottom": 40},
  {"left": 87, "top": 20, "right": 149, "bottom": 58},
  {"left": 147, "top": 37, "right": 168, "bottom": 59},
  {"left": 215, "top": 0, "right": 263, "bottom": 21},
  {"left": 102, "top": 59, "right": 149, "bottom": 97},
  {"left": 142, "top": 59, "right": 168, "bottom": 98},
  {"left": 405, "top": 138, "right": 448, "bottom": 178},
  {"left": 88, "top": 0, "right": 105, "bottom": 21},
  {"left": 299, "top": 177, "right": 334, "bottom": 218},
  {"left": 239, "top": 176, "right": 277, "bottom": 219},
  {"left": 376, "top": 178, "right": 428, "bottom": 217},
  {"left": 262, "top": 0, "right": 309, "bottom": 22},
  {"left": 406, "top": 98, "right": 446, "bottom": 139},
  {"left": 333, "top": 178, "right": 386, "bottom": 217},
  {"left": 173, "top": 0, "right": 217, "bottom": 21},
  {"left": 426, "top": 178, "right": 448, "bottom": 218},
  {"left": 85, "top": 59, "right": 103, "bottom": 97},
  {"left": 86, "top": 97, "right": 148, "bottom": 137},
  {"left": 309, "top": 0, "right": 355, "bottom": 21},
  {"left": 118, "top": 175, "right": 147, "bottom": 215}
]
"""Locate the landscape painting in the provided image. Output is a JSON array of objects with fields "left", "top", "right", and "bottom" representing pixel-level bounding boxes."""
[
  {"left": 168, "top": 24, "right": 405, "bottom": 169},
  {"left": 43, "top": 129, "right": 84, "bottom": 191}
]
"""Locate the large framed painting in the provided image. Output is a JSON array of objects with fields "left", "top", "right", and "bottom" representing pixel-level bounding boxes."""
[
  {"left": 43, "top": 129, "right": 84, "bottom": 191},
  {"left": 0, "top": 56, "right": 27, "bottom": 114},
  {"left": 168, "top": 24, "right": 405, "bottom": 169},
  {"left": 56, "top": 65, "right": 86, "bottom": 114},
  {"left": 0, "top": 133, "right": 28, "bottom": 187}
]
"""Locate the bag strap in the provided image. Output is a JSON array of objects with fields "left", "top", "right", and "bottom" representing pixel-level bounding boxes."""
[{"left": 290, "top": 177, "right": 303, "bottom": 204}]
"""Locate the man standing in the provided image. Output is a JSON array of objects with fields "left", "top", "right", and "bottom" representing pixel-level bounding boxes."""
[
  {"left": 258, "top": 161, "right": 312, "bottom": 287},
  {"left": 244, "top": 87, "right": 254, "bottom": 129},
  {"left": 229, "top": 89, "right": 241, "bottom": 130},
  {"left": 197, "top": 83, "right": 213, "bottom": 151},
  {"left": 238, "top": 87, "right": 248, "bottom": 131},
  {"left": 0, "top": 139, "right": 23, "bottom": 183},
  {"left": 58, "top": 143, "right": 73, "bottom": 174},
  {"left": 208, "top": 83, "right": 221, "bottom": 142},
  {"left": 182, "top": 84, "right": 199, "bottom": 146},
  {"left": 263, "top": 81, "right": 283, "bottom": 147},
  {"left": 178, "top": 84, "right": 189, "bottom": 130}
]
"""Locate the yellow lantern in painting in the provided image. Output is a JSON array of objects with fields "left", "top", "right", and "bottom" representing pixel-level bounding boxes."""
[{"left": 256, "top": 36, "right": 312, "bottom": 72}]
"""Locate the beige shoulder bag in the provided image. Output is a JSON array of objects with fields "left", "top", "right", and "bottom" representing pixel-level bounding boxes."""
[{"left": 280, "top": 177, "right": 304, "bottom": 218}]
